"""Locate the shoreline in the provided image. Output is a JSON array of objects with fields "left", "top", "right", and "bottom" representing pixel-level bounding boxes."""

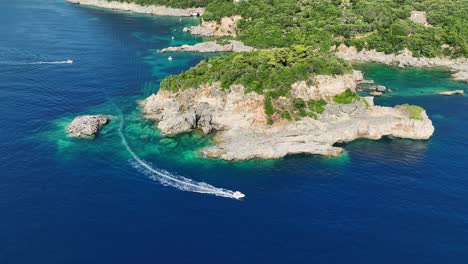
[
  {"left": 66, "top": 0, "right": 204, "bottom": 17},
  {"left": 336, "top": 44, "right": 468, "bottom": 83}
]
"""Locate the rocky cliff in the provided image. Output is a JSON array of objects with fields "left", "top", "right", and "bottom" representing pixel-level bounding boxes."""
[
  {"left": 335, "top": 44, "right": 468, "bottom": 83},
  {"left": 141, "top": 73, "right": 434, "bottom": 160},
  {"left": 184, "top": 16, "right": 242, "bottom": 37},
  {"left": 66, "top": 0, "right": 204, "bottom": 16}
]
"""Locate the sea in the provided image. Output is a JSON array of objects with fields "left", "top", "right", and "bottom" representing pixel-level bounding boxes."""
[{"left": 1, "top": 0, "right": 467, "bottom": 263}]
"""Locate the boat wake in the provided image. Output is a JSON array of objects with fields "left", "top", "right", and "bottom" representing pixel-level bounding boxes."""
[
  {"left": 0, "top": 60, "right": 73, "bottom": 65},
  {"left": 116, "top": 113, "right": 245, "bottom": 200},
  {"left": 30, "top": 59, "right": 73, "bottom": 64}
]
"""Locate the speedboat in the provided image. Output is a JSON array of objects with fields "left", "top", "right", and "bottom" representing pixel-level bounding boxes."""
[
  {"left": 232, "top": 191, "right": 245, "bottom": 199},
  {"left": 168, "top": 56, "right": 173, "bottom": 61},
  {"left": 66, "top": 59, "right": 73, "bottom": 64}
]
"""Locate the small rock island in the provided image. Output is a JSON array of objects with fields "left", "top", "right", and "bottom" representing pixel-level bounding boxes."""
[{"left": 67, "top": 115, "right": 109, "bottom": 138}]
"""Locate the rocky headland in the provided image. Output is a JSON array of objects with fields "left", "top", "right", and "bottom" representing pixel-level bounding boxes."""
[
  {"left": 66, "top": 115, "right": 109, "bottom": 138},
  {"left": 183, "top": 15, "right": 242, "bottom": 37},
  {"left": 159, "top": 40, "right": 254, "bottom": 53},
  {"left": 335, "top": 44, "right": 468, "bottom": 83},
  {"left": 66, "top": 0, "right": 204, "bottom": 16},
  {"left": 141, "top": 71, "right": 434, "bottom": 161}
]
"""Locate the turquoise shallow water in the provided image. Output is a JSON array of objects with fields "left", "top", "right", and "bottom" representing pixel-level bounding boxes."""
[{"left": 1, "top": 0, "right": 468, "bottom": 263}]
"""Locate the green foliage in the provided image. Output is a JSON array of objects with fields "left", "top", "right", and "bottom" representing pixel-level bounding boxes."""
[
  {"left": 267, "top": 118, "right": 274, "bottom": 125},
  {"left": 120, "top": 0, "right": 467, "bottom": 57},
  {"left": 200, "top": 0, "right": 467, "bottom": 58},
  {"left": 333, "top": 89, "right": 361, "bottom": 104},
  {"left": 308, "top": 99, "right": 327, "bottom": 113},
  {"left": 160, "top": 45, "right": 352, "bottom": 97},
  {"left": 281, "top": 111, "right": 292, "bottom": 121},
  {"left": 264, "top": 95, "right": 274, "bottom": 116},
  {"left": 293, "top": 98, "right": 306, "bottom": 110},
  {"left": 396, "top": 104, "right": 425, "bottom": 120}
]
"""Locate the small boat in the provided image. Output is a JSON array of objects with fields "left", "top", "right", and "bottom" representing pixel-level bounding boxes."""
[
  {"left": 168, "top": 56, "right": 173, "bottom": 61},
  {"left": 171, "top": 36, "right": 175, "bottom": 40},
  {"left": 233, "top": 191, "right": 245, "bottom": 199},
  {"left": 66, "top": 59, "right": 73, "bottom": 64}
]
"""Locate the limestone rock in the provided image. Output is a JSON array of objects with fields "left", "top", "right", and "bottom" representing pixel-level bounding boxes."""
[
  {"left": 335, "top": 43, "right": 468, "bottom": 83},
  {"left": 66, "top": 115, "right": 109, "bottom": 138},
  {"left": 159, "top": 40, "right": 254, "bottom": 53},
  {"left": 142, "top": 78, "right": 434, "bottom": 161},
  {"left": 186, "top": 15, "right": 242, "bottom": 37},
  {"left": 437, "top": 90, "right": 464, "bottom": 96},
  {"left": 66, "top": 0, "right": 204, "bottom": 16},
  {"left": 410, "top": 11, "right": 430, "bottom": 26}
]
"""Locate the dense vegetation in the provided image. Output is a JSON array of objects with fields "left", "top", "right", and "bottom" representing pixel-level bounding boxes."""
[
  {"left": 161, "top": 45, "right": 351, "bottom": 97},
  {"left": 201, "top": 0, "right": 468, "bottom": 58},
  {"left": 118, "top": 0, "right": 467, "bottom": 57},
  {"left": 161, "top": 46, "right": 351, "bottom": 124}
]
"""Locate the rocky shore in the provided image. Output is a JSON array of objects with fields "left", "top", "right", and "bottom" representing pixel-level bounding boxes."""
[
  {"left": 159, "top": 40, "right": 254, "bottom": 53},
  {"left": 336, "top": 44, "right": 468, "bottom": 83},
  {"left": 66, "top": 115, "right": 109, "bottom": 138},
  {"left": 66, "top": 0, "right": 204, "bottom": 17},
  {"left": 183, "top": 15, "right": 241, "bottom": 37},
  {"left": 141, "top": 72, "right": 434, "bottom": 161}
]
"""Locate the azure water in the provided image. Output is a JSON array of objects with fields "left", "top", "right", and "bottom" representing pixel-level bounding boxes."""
[{"left": 1, "top": 0, "right": 467, "bottom": 263}]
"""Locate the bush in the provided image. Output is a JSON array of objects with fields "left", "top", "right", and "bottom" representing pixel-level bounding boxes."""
[
  {"left": 333, "top": 89, "right": 360, "bottom": 104},
  {"left": 396, "top": 104, "right": 425, "bottom": 120}
]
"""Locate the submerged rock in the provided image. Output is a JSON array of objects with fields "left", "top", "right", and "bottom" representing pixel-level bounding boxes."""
[{"left": 66, "top": 115, "right": 108, "bottom": 138}]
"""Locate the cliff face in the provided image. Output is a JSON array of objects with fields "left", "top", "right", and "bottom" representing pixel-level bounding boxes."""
[
  {"left": 66, "top": 0, "right": 204, "bottom": 16},
  {"left": 336, "top": 44, "right": 468, "bottom": 83},
  {"left": 185, "top": 16, "right": 242, "bottom": 37},
  {"left": 141, "top": 73, "right": 434, "bottom": 161}
]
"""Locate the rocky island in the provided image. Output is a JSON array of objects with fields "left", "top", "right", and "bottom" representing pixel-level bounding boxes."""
[
  {"left": 142, "top": 47, "right": 434, "bottom": 160},
  {"left": 66, "top": 115, "right": 109, "bottom": 138}
]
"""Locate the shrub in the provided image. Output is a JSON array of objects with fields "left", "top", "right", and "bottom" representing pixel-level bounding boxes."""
[
  {"left": 333, "top": 89, "right": 361, "bottom": 104},
  {"left": 396, "top": 104, "right": 425, "bottom": 120}
]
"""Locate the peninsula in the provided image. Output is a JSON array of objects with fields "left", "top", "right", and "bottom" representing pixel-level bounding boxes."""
[{"left": 65, "top": 0, "right": 468, "bottom": 160}]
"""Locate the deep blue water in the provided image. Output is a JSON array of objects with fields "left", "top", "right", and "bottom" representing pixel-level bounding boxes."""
[{"left": 1, "top": 0, "right": 468, "bottom": 263}]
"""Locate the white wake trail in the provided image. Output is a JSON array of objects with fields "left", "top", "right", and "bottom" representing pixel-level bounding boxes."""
[
  {"left": 29, "top": 60, "right": 73, "bottom": 64},
  {"left": 0, "top": 60, "right": 73, "bottom": 65},
  {"left": 116, "top": 113, "right": 245, "bottom": 200}
]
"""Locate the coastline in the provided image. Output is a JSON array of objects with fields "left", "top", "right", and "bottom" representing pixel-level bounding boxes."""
[
  {"left": 142, "top": 75, "right": 435, "bottom": 161},
  {"left": 66, "top": 0, "right": 204, "bottom": 17},
  {"left": 336, "top": 44, "right": 468, "bottom": 83}
]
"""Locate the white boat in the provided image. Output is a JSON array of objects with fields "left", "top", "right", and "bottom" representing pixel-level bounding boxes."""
[
  {"left": 168, "top": 56, "right": 173, "bottom": 61},
  {"left": 233, "top": 191, "right": 245, "bottom": 199},
  {"left": 66, "top": 59, "right": 73, "bottom": 64}
]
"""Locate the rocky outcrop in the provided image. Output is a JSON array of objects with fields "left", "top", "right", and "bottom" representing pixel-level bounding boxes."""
[
  {"left": 66, "top": 0, "right": 204, "bottom": 17},
  {"left": 159, "top": 40, "right": 254, "bottom": 53},
  {"left": 290, "top": 72, "right": 359, "bottom": 101},
  {"left": 66, "top": 115, "right": 109, "bottom": 138},
  {"left": 184, "top": 16, "right": 242, "bottom": 37},
  {"left": 410, "top": 11, "right": 430, "bottom": 26},
  {"left": 141, "top": 74, "right": 434, "bottom": 161},
  {"left": 335, "top": 44, "right": 468, "bottom": 83},
  {"left": 437, "top": 90, "right": 464, "bottom": 96}
]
